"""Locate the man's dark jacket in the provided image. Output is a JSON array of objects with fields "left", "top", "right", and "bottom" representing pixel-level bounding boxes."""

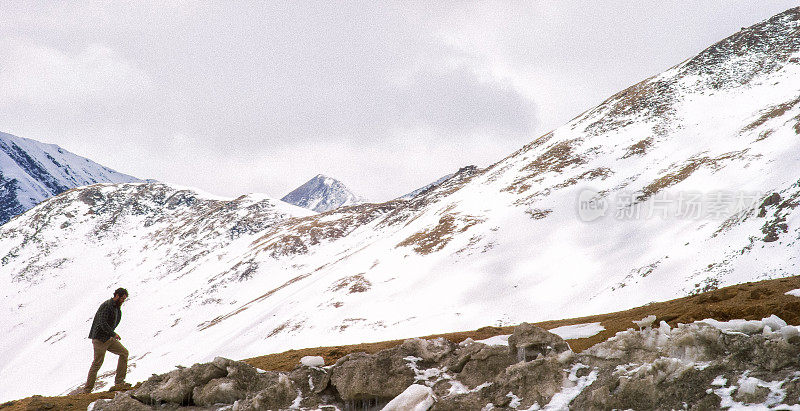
[{"left": 88, "top": 298, "right": 121, "bottom": 342}]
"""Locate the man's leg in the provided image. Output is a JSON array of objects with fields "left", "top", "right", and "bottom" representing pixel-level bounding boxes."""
[
  {"left": 85, "top": 339, "right": 108, "bottom": 393},
  {"left": 106, "top": 339, "right": 129, "bottom": 385}
]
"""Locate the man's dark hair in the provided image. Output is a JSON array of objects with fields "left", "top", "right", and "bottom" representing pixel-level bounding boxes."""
[{"left": 114, "top": 288, "right": 129, "bottom": 297}]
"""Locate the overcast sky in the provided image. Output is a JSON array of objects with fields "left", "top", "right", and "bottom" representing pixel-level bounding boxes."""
[{"left": 0, "top": 2, "right": 796, "bottom": 201}]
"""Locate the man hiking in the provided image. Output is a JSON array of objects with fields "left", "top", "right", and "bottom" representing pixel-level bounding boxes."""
[{"left": 84, "top": 288, "right": 131, "bottom": 393}]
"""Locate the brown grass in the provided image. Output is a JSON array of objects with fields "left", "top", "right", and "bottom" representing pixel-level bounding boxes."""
[
  {"left": 637, "top": 150, "right": 749, "bottom": 202},
  {"left": 396, "top": 213, "right": 484, "bottom": 255},
  {"left": 330, "top": 274, "right": 372, "bottom": 294},
  {"left": 621, "top": 137, "right": 654, "bottom": 159},
  {"left": 742, "top": 95, "right": 800, "bottom": 132},
  {"left": 504, "top": 139, "right": 587, "bottom": 194}
]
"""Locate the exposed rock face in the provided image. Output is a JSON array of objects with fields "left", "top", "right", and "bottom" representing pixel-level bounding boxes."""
[{"left": 88, "top": 319, "right": 800, "bottom": 410}]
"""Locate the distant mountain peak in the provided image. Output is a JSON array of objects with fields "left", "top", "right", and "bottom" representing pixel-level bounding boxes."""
[{"left": 281, "top": 174, "right": 365, "bottom": 212}]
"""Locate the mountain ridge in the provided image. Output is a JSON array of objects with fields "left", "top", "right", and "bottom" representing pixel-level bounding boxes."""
[{"left": 0, "top": 131, "right": 141, "bottom": 225}]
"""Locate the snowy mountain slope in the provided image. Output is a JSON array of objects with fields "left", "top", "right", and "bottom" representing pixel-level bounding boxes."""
[
  {"left": 280, "top": 174, "right": 365, "bottom": 212},
  {"left": 0, "top": 132, "right": 140, "bottom": 225},
  {"left": 2, "top": 7, "right": 800, "bottom": 401},
  {"left": 398, "top": 171, "right": 457, "bottom": 200}
]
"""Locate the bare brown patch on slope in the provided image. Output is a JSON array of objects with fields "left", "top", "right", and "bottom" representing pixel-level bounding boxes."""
[
  {"left": 742, "top": 95, "right": 800, "bottom": 132},
  {"left": 330, "top": 274, "right": 372, "bottom": 294},
  {"left": 637, "top": 150, "right": 749, "bottom": 202},
  {"left": 396, "top": 213, "right": 484, "bottom": 255},
  {"left": 504, "top": 139, "right": 586, "bottom": 193},
  {"left": 621, "top": 137, "right": 653, "bottom": 159}
]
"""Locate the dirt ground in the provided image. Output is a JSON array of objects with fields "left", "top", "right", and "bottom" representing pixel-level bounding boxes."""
[{"left": 4, "top": 275, "right": 800, "bottom": 411}]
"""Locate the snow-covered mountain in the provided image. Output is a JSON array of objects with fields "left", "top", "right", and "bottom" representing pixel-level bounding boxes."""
[
  {"left": 0, "top": 131, "right": 140, "bottom": 225},
  {"left": 3, "top": 7, "right": 800, "bottom": 401},
  {"left": 280, "top": 174, "right": 365, "bottom": 212},
  {"left": 398, "top": 171, "right": 457, "bottom": 200}
]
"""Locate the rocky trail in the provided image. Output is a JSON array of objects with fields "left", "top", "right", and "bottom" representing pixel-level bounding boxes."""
[{"left": 4, "top": 274, "right": 800, "bottom": 410}]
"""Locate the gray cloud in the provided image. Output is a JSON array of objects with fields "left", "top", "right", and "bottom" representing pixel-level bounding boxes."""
[{"left": 0, "top": 2, "right": 796, "bottom": 201}]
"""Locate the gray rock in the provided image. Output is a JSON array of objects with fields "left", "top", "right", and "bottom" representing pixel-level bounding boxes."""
[
  {"left": 456, "top": 344, "right": 513, "bottom": 389},
  {"left": 289, "top": 365, "right": 331, "bottom": 395},
  {"left": 288, "top": 365, "right": 336, "bottom": 408},
  {"left": 90, "top": 392, "right": 154, "bottom": 410},
  {"left": 508, "top": 323, "right": 570, "bottom": 362},
  {"left": 432, "top": 390, "right": 492, "bottom": 411},
  {"left": 193, "top": 377, "right": 246, "bottom": 406},
  {"left": 330, "top": 349, "right": 416, "bottom": 400},
  {"left": 233, "top": 373, "right": 298, "bottom": 410},
  {"left": 132, "top": 362, "right": 227, "bottom": 405},
  {"left": 494, "top": 356, "right": 568, "bottom": 409},
  {"left": 399, "top": 338, "right": 456, "bottom": 363}
]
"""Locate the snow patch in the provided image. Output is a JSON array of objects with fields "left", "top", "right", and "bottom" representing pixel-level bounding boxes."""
[{"left": 300, "top": 356, "right": 325, "bottom": 367}]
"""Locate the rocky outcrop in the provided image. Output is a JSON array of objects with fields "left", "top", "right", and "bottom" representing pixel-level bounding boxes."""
[{"left": 89, "top": 318, "right": 800, "bottom": 410}]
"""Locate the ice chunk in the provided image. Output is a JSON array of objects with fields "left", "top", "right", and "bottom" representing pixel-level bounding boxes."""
[
  {"left": 383, "top": 384, "right": 435, "bottom": 411},
  {"left": 633, "top": 315, "right": 657, "bottom": 330},
  {"left": 780, "top": 326, "right": 799, "bottom": 340},
  {"left": 762, "top": 315, "right": 788, "bottom": 331},
  {"left": 300, "top": 356, "right": 325, "bottom": 367},
  {"left": 698, "top": 318, "right": 764, "bottom": 334}
]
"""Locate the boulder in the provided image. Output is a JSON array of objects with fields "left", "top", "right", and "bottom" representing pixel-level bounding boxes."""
[
  {"left": 192, "top": 377, "right": 246, "bottom": 406},
  {"left": 89, "top": 392, "right": 153, "bottom": 410},
  {"left": 455, "top": 344, "right": 514, "bottom": 388},
  {"left": 132, "top": 362, "right": 226, "bottom": 405},
  {"left": 245, "top": 373, "right": 298, "bottom": 410},
  {"left": 508, "top": 323, "right": 570, "bottom": 362},
  {"left": 330, "top": 349, "right": 415, "bottom": 400},
  {"left": 399, "top": 338, "right": 456, "bottom": 363},
  {"left": 493, "top": 356, "right": 568, "bottom": 409}
]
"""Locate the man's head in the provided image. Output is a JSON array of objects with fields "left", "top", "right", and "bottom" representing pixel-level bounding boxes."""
[{"left": 112, "top": 288, "right": 128, "bottom": 305}]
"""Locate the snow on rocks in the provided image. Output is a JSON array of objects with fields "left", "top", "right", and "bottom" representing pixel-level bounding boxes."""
[
  {"left": 85, "top": 318, "right": 800, "bottom": 409},
  {"left": 786, "top": 288, "right": 800, "bottom": 297}
]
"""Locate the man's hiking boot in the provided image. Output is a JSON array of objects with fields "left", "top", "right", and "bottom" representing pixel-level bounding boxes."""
[{"left": 109, "top": 382, "right": 132, "bottom": 391}]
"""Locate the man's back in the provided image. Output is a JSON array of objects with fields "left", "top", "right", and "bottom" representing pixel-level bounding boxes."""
[{"left": 88, "top": 298, "right": 122, "bottom": 341}]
